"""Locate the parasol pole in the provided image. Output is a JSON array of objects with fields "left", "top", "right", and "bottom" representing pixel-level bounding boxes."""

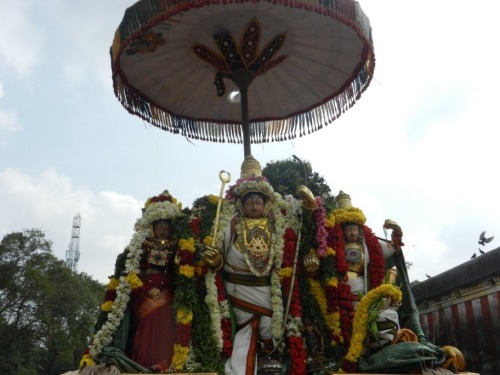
[{"left": 232, "top": 69, "right": 255, "bottom": 158}]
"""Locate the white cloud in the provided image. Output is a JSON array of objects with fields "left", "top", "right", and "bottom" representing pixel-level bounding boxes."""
[
  {"left": 0, "top": 1, "right": 45, "bottom": 76},
  {"left": 0, "top": 168, "right": 142, "bottom": 283},
  {"left": 0, "top": 82, "right": 21, "bottom": 134},
  {"left": 0, "top": 110, "right": 21, "bottom": 133}
]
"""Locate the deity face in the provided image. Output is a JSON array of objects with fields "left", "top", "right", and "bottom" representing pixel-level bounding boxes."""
[
  {"left": 153, "top": 220, "right": 172, "bottom": 240},
  {"left": 242, "top": 194, "right": 266, "bottom": 219},
  {"left": 343, "top": 223, "right": 360, "bottom": 242}
]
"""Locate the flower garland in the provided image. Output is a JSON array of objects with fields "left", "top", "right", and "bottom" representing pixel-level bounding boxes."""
[
  {"left": 333, "top": 207, "right": 366, "bottom": 226},
  {"left": 342, "top": 284, "right": 402, "bottom": 367},
  {"left": 307, "top": 274, "right": 342, "bottom": 345},
  {"left": 196, "top": 196, "right": 235, "bottom": 360},
  {"left": 204, "top": 269, "right": 233, "bottom": 358},
  {"left": 172, "top": 233, "right": 197, "bottom": 370},
  {"left": 323, "top": 221, "right": 353, "bottom": 347},
  {"left": 313, "top": 196, "right": 328, "bottom": 257},
  {"left": 279, "top": 225, "right": 306, "bottom": 375},
  {"left": 362, "top": 225, "right": 385, "bottom": 289},
  {"left": 324, "top": 221, "right": 386, "bottom": 348},
  {"left": 225, "top": 175, "right": 275, "bottom": 204},
  {"left": 88, "top": 228, "right": 147, "bottom": 358}
]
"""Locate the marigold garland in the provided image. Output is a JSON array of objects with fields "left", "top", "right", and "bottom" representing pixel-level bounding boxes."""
[
  {"left": 100, "top": 301, "right": 113, "bottom": 312},
  {"left": 308, "top": 278, "right": 342, "bottom": 342},
  {"left": 107, "top": 277, "right": 119, "bottom": 290},
  {"left": 173, "top": 225, "right": 197, "bottom": 370},
  {"left": 343, "top": 284, "right": 402, "bottom": 366},
  {"left": 333, "top": 207, "right": 366, "bottom": 226},
  {"left": 79, "top": 354, "right": 95, "bottom": 368},
  {"left": 171, "top": 344, "right": 190, "bottom": 370}
]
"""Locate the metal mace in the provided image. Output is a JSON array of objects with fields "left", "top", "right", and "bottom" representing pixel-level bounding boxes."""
[{"left": 211, "top": 170, "right": 231, "bottom": 247}]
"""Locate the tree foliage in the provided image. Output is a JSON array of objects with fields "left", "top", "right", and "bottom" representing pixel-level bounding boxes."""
[
  {"left": 262, "top": 157, "right": 335, "bottom": 212},
  {"left": 0, "top": 229, "right": 105, "bottom": 375}
]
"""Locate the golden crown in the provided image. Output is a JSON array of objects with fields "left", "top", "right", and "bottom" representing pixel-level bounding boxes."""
[
  {"left": 240, "top": 155, "right": 262, "bottom": 178},
  {"left": 334, "top": 190, "right": 352, "bottom": 210},
  {"left": 226, "top": 156, "right": 274, "bottom": 201}
]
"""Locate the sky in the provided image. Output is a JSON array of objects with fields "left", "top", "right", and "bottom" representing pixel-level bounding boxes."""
[{"left": 1, "top": 0, "right": 499, "bottom": 285}]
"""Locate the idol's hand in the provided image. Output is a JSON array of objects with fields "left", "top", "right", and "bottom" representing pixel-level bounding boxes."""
[
  {"left": 201, "top": 245, "right": 223, "bottom": 270},
  {"left": 296, "top": 185, "right": 318, "bottom": 211},
  {"left": 383, "top": 219, "right": 405, "bottom": 249}
]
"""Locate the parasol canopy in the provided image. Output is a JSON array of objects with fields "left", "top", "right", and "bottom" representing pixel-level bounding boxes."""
[{"left": 111, "top": 0, "right": 375, "bottom": 154}]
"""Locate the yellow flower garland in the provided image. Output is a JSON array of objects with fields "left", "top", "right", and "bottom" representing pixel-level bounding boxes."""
[
  {"left": 179, "top": 264, "right": 195, "bottom": 278},
  {"left": 325, "top": 277, "right": 338, "bottom": 288},
  {"left": 79, "top": 354, "right": 95, "bottom": 368},
  {"left": 125, "top": 272, "right": 143, "bottom": 289},
  {"left": 208, "top": 194, "right": 219, "bottom": 205},
  {"left": 278, "top": 267, "right": 293, "bottom": 280},
  {"left": 344, "top": 284, "right": 402, "bottom": 363},
  {"left": 325, "top": 247, "right": 335, "bottom": 257},
  {"left": 203, "top": 236, "right": 213, "bottom": 245},
  {"left": 308, "top": 279, "right": 342, "bottom": 343},
  {"left": 326, "top": 214, "right": 336, "bottom": 228},
  {"left": 100, "top": 301, "right": 113, "bottom": 312},
  {"left": 107, "top": 277, "right": 119, "bottom": 290},
  {"left": 179, "top": 238, "right": 195, "bottom": 252},
  {"left": 176, "top": 308, "right": 194, "bottom": 325},
  {"left": 171, "top": 344, "right": 190, "bottom": 370},
  {"left": 333, "top": 207, "right": 366, "bottom": 226}
]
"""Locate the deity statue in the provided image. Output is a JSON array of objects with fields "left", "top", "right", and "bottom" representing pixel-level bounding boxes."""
[
  {"left": 201, "top": 155, "right": 318, "bottom": 375},
  {"left": 319, "top": 191, "right": 456, "bottom": 373},
  {"left": 79, "top": 190, "right": 198, "bottom": 374}
]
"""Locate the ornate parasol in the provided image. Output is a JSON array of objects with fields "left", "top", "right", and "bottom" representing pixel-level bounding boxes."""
[{"left": 111, "top": 0, "right": 374, "bottom": 156}]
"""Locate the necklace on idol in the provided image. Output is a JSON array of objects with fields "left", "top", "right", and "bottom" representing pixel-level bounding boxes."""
[{"left": 236, "top": 216, "right": 274, "bottom": 277}]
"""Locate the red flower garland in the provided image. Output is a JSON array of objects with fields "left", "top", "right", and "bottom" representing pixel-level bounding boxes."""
[
  {"left": 190, "top": 216, "right": 202, "bottom": 237},
  {"left": 104, "top": 288, "right": 117, "bottom": 302},
  {"left": 325, "top": 224, "right": 354, "bottom": 345},
  {"left": 280, "top": 228, "right": 306, "bottom": 375},
  {"left": 313, "top": 197, "right": 328, "bottom": 257},
  {"left": 362, "top": 225, "right": 385, "bottom": 289},
  {"left": 324, "top": 224, "right": 385, "bottom": 348}
]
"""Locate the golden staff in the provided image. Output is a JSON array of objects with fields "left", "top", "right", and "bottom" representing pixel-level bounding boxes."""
[{"left": 211, "top": 170, "right": 231, "bottom": 246}]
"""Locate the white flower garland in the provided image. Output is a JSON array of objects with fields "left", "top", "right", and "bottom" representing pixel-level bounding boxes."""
[
  {"left": 231, "top": 179, "right": 275, "bottom": 205},
  {"left": 204, "top": 270, "right": 224, "bottom": 351},
  {"left": 136, "top": 200, "right": 182, "bottom": 236}
]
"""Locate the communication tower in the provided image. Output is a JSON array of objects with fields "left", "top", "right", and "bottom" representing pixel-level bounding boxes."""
[{"left": 65, "top": 212, "right": 81, "bottom": 272}]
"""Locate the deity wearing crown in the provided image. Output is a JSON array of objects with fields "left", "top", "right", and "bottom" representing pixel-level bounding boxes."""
[{"left": 201, "top": 155, "right": 321, "bottom": 375}]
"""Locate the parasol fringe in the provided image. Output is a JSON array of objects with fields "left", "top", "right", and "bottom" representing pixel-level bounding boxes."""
[{"left": 111, "top": 0, "right": 375, "bottom": 144}]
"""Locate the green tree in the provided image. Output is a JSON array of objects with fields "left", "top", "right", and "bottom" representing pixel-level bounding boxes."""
[
  {"left": 0, "top": 229, "right": 105, "bottom": 375},
  {"left": 263, "top": 156, "right": 335, "bottom": 212}
]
